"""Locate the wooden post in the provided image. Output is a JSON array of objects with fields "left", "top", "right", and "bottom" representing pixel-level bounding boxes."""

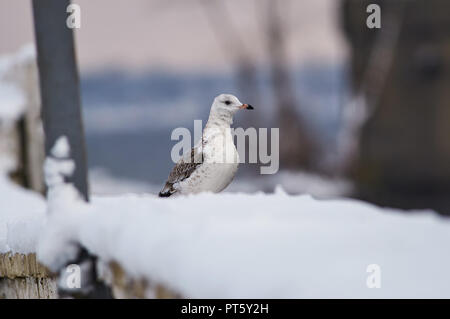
[
  {"left": 32, "top": 0, "right": 88, "bottom": 200},
  {"left": 32, "top": 0, "right": 112, "bottom": 298}
]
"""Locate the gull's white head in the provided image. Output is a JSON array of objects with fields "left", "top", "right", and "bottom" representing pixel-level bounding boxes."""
[{"left": 210, "top": 93, "right": 253, "bottom": 116}]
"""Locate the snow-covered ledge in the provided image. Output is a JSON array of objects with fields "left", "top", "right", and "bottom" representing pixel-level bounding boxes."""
[
  {"left": 35, "top": 138, "right": 450, "bottom": 298},
  {"left": 0, "top": 174, "right": 56, "bottom": 298},
  {"left": 4, "top": 137, "right": 450, "bottom": 298},
  {"left": 36, "top": 191, "right": 450, "bottom": 298}
]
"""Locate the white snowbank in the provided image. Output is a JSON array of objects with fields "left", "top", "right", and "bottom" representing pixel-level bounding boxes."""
[
  {"left": 37, "top": 165, "right": 450, "bottom": 298},
  {"left": 1, "top": 135, "right": 449, "bottom": 298},
  {"left": 0, "top": 175, "right": 45, "bottom": 254},
  {"left": 0, "top": 45, "right": 45, "bottom": 254},
  {"left": 2, "top": 157, "right": 450, "bottom": 297},
  {"left": 36, "top": 191, "right": 450, "bottom": 298}
]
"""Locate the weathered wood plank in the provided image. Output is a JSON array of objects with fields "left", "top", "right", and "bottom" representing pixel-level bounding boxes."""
[
  {"left": 0, "top": 253, "right": 50, "bottom": 279},
  {"left": 0, "top": 253, "right": 181, "bottom": 298},
  {"left": 109, "top": 261, "right": 181, "bottom": 299},
  {"left": 0, "top": 277, "right": 57, "bottom": 299},
  {"left": 0, "top": 253, "right": 57, "bottom": 298}
]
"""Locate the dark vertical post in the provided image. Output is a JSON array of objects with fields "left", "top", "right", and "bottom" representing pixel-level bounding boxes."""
[
  {"left": 342, "top": 0, "right": 450, "bottom": 214},
  {"left": 32, "top": 0, "right": 112, "bottom": 298},
  {"left": 32, "top": 0, "right": 88, "bottom": 201}
]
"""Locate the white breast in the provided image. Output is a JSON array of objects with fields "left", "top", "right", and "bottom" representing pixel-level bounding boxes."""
[{"left": 179, "top": 128, "right": 239, "bottom": 194}]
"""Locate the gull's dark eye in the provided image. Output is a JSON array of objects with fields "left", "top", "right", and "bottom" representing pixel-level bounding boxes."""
[{"left": 224, "top": 100, "right": 231, "bottom": 105}]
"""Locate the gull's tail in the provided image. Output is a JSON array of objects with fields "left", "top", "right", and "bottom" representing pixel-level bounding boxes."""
[{"left": 158, "top": 182, "right": 176, "bottom": 198}]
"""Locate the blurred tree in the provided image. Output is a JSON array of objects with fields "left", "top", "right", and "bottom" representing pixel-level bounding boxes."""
[
  {"left": 32, "top": 0, "right": 112, "bottom": 297},
  {"left": 263, "top": 0, "right": 315, "bottom": 169},
  {"left": 200, "top": 0, "right": 318, "bottom": 170},
  {"left": 338, "top": 0, "right": 404, "bottom": 173},
  {"left": 199, "top": 0, "right": 261, "bottom": 115},
  {"left": 342, "top": 0, "right": 450, "bottom": 214}
]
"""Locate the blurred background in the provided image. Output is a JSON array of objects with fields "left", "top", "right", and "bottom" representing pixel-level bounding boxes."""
[{"left": 0, "top": 0, "right": 449, "bottom": 214}]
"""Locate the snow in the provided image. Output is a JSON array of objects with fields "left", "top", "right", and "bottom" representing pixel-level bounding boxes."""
[
  {"left": 89, "top": 167, "right": 352, "bottom": 198},
  {"left": 2, "top": 149, "right": 450, "bottom": 297},
  {"left": 50, "top": 136, "right": 71, "bottom": 159},
  {"left": 0, "top": 175, "right": 45, "bottom": 254},
  {"left": 34, "top": 190, "right": 450, "bottom": 298},
  {"left": 0, "top": 44, "right": 46, "bottom": 255},
  {"left": 0, "top": 44, "right": 37, "bottom": 172},
  {"left": 0, "top": 83, "right": 25, "bottom": 127},
  {"left": 44, "top": 137, "right": 76, "bottom": 190},
  {"left": 1, "top": 133, "right": 449, "bottom": 298},
  {"left": 38, "top": 136, "right": 88, "bottom": 268},
  {"left": 34, "top": 141, "right": 450, "bottom": 298}
]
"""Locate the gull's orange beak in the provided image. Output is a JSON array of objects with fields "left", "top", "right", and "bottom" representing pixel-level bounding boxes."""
[{"left": 239, "top": 104, "right": 254, "bottom": 110}]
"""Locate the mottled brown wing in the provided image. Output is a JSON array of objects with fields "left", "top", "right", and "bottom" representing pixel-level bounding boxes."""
[{"left": 158, "top": 147, "right": 203, "bottom": 197}]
